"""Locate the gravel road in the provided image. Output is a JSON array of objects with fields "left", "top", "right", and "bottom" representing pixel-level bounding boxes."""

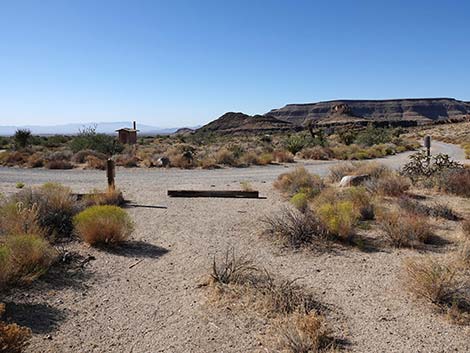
[{"left": 1, "top": 141, "right": 469, "bottom": 353}]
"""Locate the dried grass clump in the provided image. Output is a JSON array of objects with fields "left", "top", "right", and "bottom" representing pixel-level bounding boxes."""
[
  {"left": 262, "top": 208, "right": 327, "bottom": 248},
  {"left": 463, "top": 219, "right": 470, "bottom": 240},
  {"left": 274, "top": 167, "right": 324, "bottom": 198},
  {"left": 45, "top": 159, "right": 74, "bottom": 170},
  {"left": 214, "top": 148, "right": 238, "bottom": 166},
  {"left": 71, "top": 149, "right": 106, "bottom": 164},
  {"left": 26, "top": 152, "right": 45, "bottom": 168},
  {"left": 84, "top": 189, "right": 125, "bottom": 207},
  {"left": 275, "top": 312, "right": 334, "bottom": 353},
  {"left": 300, "top": 146, "right": 334, "bottom": 161},
  {"left": 367, "top": 173, "right": 410, "bottom": 197},
  {"left": 273, "top": 150, "right": 295, "bottom": 163},
  {"left": 210, "top": 249, "right": 258, "bottom": 285},
  {"left": 327, "top": 162, "right": 390, "bottom": 183},
  {"left": 378, "top": 210, "right": 433, "bottom": 247},
  {"left": 0, "top": 304, "right": 31, "bottom": 353},
  {"left": 73, "top": 205, "right": 134, "bottom": 245},
  {"left": 437, "top": 169, "right": 470, "bottom": 198},
  {"left": 115, "top": 154, "right": 139, "bottom": 168},
  {"left": 85, "top": 155, "right": 106, "bottom": 170},
  {"left": 398, "top": 197, "right": 459, "bottom": 221},
  {"left": 403, "top": 257, "right": 459, "bottom": 305},
  {"left": 1, "top": 234, "right": 56, "bottom": 286},
  {"left": 0, "top": 202, "right": 43, "bottom": 237},
  {"left": 10, "top": 184, "right": 79, "bottom": 239}
]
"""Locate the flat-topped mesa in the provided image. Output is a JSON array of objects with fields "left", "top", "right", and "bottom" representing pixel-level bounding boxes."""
[
  {"left": 196, "top": 112, "right": 301, "bottom": 135},
  {"left": 267, "top": 98, "right": 470, "bottom": 127}
]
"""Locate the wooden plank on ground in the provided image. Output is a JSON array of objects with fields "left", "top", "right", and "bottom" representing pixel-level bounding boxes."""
[{"left": 167, "top": 190, "right": 259, "bottom": 199}]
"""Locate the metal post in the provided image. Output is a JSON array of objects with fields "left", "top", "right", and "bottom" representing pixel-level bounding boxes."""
[
  {"left": 106, "top": 159, "right": 116, "bottom": 191},
  {"left": 424, "top": 135, "right": 431, "bottom": 157}
]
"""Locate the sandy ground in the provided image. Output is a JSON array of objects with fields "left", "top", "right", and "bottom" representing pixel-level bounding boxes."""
[{"left": 1, "top": 142, "right": 470, "bottom": 353}]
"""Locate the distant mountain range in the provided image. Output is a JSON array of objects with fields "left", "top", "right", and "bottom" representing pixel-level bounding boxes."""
[{"left": 0, "top": 122, "right": 200, "bottom": 136}]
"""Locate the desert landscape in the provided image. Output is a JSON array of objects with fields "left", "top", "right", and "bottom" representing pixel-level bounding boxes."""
[{"left": 2, "top": 2, "right": 470, "bottom": 352}]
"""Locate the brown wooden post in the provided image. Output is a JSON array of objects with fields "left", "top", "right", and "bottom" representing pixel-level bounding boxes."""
[
  {"left": 106, "top": 158, "right": 116, "bottom": 191},
  {"left": 424, "top": 135, "right": 431, "bottom": 157}
]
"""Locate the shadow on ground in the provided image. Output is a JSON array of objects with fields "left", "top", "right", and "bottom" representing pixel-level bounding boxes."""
[
  {"left": 3, "top": 302, "right": 66, "bottom": 334},
  {"left": 99, "top": 240, "right": 169, "bottom": 258}
]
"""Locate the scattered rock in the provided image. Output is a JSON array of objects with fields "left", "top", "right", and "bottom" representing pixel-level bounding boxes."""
[{"left": 339, "top": 174, "right": 370, "bottom": 187}]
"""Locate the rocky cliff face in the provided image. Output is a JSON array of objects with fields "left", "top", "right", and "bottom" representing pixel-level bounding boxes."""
[
  {"left": 196, "top": 112, "right": 299, "bottom": 135},
  {"left": 267, "top": 98, "right": 470, "bottom": 126}
]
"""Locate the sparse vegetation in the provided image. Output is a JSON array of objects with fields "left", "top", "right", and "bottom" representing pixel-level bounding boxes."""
[
  {"left": 378, "top": 210, "right": 433, "bottom": 247},
  {"left": 0, "top": 303, "right": 31, "bottom": 353},
  {"left": 73, "top": 205, "right": 134, "bottom": 245},
  {"left": 274, "top": 167, "right": 324, "bottom": 198}
]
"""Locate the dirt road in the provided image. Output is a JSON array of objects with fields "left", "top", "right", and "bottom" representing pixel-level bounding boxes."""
[{"left": 1, "top": 142, "right": 469, "bottom": 353}]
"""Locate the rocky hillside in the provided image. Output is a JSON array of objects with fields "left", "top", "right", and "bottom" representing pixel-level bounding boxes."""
[
  {"left": 196, "top": 112, "right": 299, "bottom": 135},
  {"left": 267, "top": 98, "right": 470, "bottom": 126}
]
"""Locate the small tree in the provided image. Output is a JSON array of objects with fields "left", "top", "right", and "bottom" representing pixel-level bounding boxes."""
[
  {"left": 70, "top": 125, "right": 122, "bottom": 155},
  {"left": 14, "top": 129, "right": 32, "bottom": 148},
  {"left": 285, "top": 135, "right": 306, "bottom": 155}
]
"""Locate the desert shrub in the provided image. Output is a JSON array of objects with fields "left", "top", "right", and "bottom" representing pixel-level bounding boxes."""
[
  {"left": 285, "top": 135, "right": 307, "bottom": 155},
  {"left": 463, "top": 220, "right": 470, "bottom": 239},
  {"left": 45, "top": 160, "right": 74, "bottom": 170},
  {"left": 83, "top": 189, "right": 125, "bottom": 207},
  {"left": 13, "top": 129, "right": 32, "bottom": 149},
  {"left": 115, "top": 154, "right": 139, "bottom": 168},
  {"left": 11, "top": 184, "right": 79, "bottom": 239},
  {"left": 366, "top": 173, "right": 410, "bottom": 197},
  {"left": 70, "top": 125, "right": 122, "bottom": 155},
  {"left": 299, "top": 146, "right": 334, "bottom": 160},
  {"left": 256, "top": 153, "right": 274, "bottom": 166},
  {"left": 85, "top": 155, "right": 106, "bottom": 170},
  {"left": 198, "top": 156, "right": 218, "bottom": 169},
  {"left": 0, "top": 151, "right": 29, "bottom": 167},
  {"left": 0, "top": 202, "right": 43, "bottom": 237},
  {"left": 344, "top": 187, "right": 375, "bottom": 220},
  {"left": 274, "top": 167, "right": 324, "bottom": 198},
  {"left": 398, "top": 197, "right": 459, "bottom": 221},
  {"left": 378, "top": 210, "right": 433, "bottom": 247},
  {"left": 275, "top": 312, "right": 332, "bottom": 353},
  {"left": 401, "top": 151, "right": 463, "bottom": 183},
  {"left": 403, "top": 257, "right": 463, "bottom": 308},
  {"left": 262, "top": 208, "right": 327, "bottom": 248},
  {"left": 0, "top": 303, "right": 32, "bottom": 353},
  {"left": 211, "top": 249, "right": 258, "bottom": 285},
  {"left": 316, "top": 201, "right": 358, "bottom": 242},
  {"left": 15, "top": 183, "right": 24, "bottom": 189},
  {"left": 26, "top": 152, "right": 44, "bottom": 168},
  {"left": 73, "top": 205, "right": 134, "bottom": 245},
  {"left": 214, "top": 148, "right": 237, "bottom": 166},
  {"left": 327, "top": 161, "right": 390, "bottom": 183},
  {"left": 3, "top": 234, "right": 56, "bottom": 284},
  {"left": 355, "top": 125, "right": 392, "bottom": 146},
  {"left": 273, "top": 150, "right": 295, "bottom": 163},
  {"left": 71, "top": 149, "right": 107, "bottom": 164},
  {"left": 435, "top": 169, "right": 470, "bottom": 197},
  {"left": 290, "top": 192, "right": 309, "bottom": 212}
]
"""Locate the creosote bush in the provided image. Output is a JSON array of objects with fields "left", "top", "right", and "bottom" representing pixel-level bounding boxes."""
[
  {"left": 378, "top": 210, "right": 433, "bottom": 247},
  {"left": 0, "top": 303, "right": 31, "bottom": 353},
  {"left": 73, "top": 205, "right": 134, "bottom": 245},
  {"left": 274, "top": 167, "right": 324, "bottom": 198}
]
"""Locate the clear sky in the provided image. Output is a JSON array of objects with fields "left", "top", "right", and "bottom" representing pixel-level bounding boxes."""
[{"left": 0, "top": 0, "right": 469, "bottom": 127}]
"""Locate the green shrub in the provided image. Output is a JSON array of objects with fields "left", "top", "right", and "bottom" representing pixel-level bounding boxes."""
[
  {"left": 355, "top": 124, "right": 392, "bottom": 146},
  {"left": 13, "top": 129, "right": 32, "bottom": 149},
  {"left": 285, "top": 135, "right": 307, "bottom": 155},
  {"left": 317, "top": 201, "right": 359, "bottom": 241},
  {"left": 73, "top": 205, "right": 134, "bottom": 245},
  {"left": 70, "top": 125, "right": 122, "bottom": 155},
  {"left": 290, "top": 192, "right": 309, "bottom": 212}
]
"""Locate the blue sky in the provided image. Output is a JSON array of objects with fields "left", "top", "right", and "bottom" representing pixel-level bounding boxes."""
[{"left": 0, "top": 0, "right": 469, "bottom": 127}]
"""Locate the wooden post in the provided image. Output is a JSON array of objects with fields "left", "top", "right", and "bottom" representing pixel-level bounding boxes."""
[
  {"left": 106, "top": 159, "right": 115, "bottom": 191},
  {"left": 424, "top": 135, "right": 431, "bottom": 157}
]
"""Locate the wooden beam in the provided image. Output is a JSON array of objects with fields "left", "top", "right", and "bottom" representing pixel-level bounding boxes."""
[{"left": 167, "top": 190, "right": 259, "bottom": 199}]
